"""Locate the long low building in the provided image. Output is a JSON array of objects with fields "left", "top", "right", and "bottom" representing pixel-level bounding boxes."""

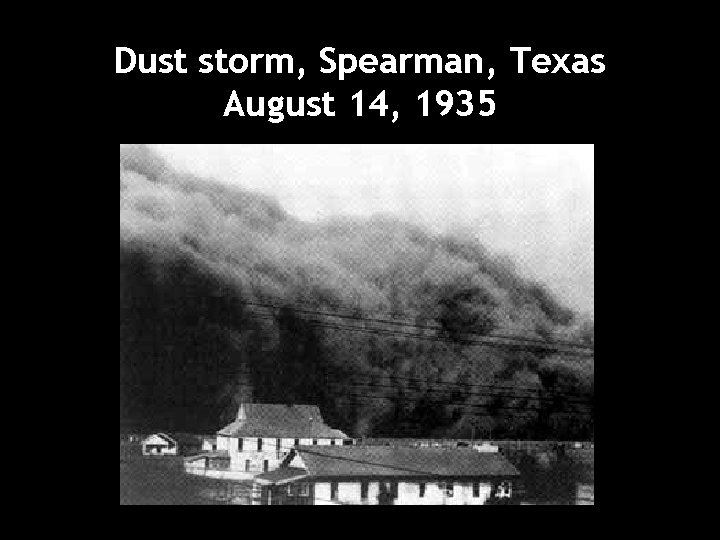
[{"left": 252, "top": 445, "right": 520, "bottom": 505}]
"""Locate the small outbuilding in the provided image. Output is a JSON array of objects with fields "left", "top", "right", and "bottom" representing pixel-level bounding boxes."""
[{"left": 142, "top": 433, "right": 202, "bottom": 456}]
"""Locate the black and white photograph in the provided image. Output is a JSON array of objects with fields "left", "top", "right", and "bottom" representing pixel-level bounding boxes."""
[{"left": 119, "top": 144, "right": 594, "bottom": 506}]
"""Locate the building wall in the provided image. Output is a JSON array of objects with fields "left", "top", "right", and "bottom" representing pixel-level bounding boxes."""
[
  {"left": 312, "top": 481, "right": 497, "bottom": 506},
  {"left": 577, "top": 483, "right": 594, "bottom": 505},
  {"left": 202, "top": 440, "right": 217, "bottom": 452},
  {"left": 143, "top": 445, "right": 177, "bottom": 456},
  {"left": 214, "top": 437, "right": 344, "bottom": 478},
  {"left": 314, "top": 482, "right": 338, "bottom": 505}
]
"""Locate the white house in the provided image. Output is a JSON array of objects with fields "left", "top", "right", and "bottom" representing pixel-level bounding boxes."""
[
  {"left": 185, "top": 404, "right": 351, "bottom": 480},
  {"left": 252, "top": 445, "right": 520, "bottom": 505},
  {"left": 142, "top": 433, "right": 179, "bottom": 456},
  {"left": 142, "top": 433, "right": 202, "bottom": 456}
]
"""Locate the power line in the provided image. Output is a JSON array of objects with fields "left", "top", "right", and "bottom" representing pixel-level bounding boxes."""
[
  {"left": 228, "top": 380, "right": 593, "bottom": 416},
  {"left": 325, "top": 380, "right": 593, "bottom": 406},
  {"left": 239, "top": 300, "right": 594, "bottom": 353},
  {"left": 239, "top": 302, "right": 593, "bottom": 354},
  {"left": 327, "top": 392, "right": 593, "bottom": 417},
  {"left": 244, "top": 311, "right": 594, "bottom": 359},
  {"left": 244, "top": 310, "right": 592, "bottom": 357},
  {"left": 176, "top": 357, "right": 593, "bottom": 399},
  {"left": 228, "top": 375, "right": 593, "bottom": 405},
  {"left": 240, "top": 297, "right": 591, "bottom": 347},
  {"left": 170, "top": 359, "right": 593, "bottom": 401},
  {"left": 320, "top": 368, "right": 593, "bottom": 399},
  {"left": 159, "top": 360, "right": 594, "bottom": 409}
]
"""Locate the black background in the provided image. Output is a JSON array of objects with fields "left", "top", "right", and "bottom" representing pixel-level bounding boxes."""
[
  {"left": 113, "top": 19, "right": 625, "bottom": 522},
  {"left": 115, "top": 28, "right": 613, "bottom": 143}
]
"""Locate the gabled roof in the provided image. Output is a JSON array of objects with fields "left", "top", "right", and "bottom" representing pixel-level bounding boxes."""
[
  {"left": 143, "top": 433, "right": 203, "bottom": 446},
  {"left": 292, "top": 446, "right": 520, "bottom": 480},
  {"left": 218, "top": 404, "right": 348, "bottom": 439},
  {"left": 143, "top": 433, "right": 177, "bottom": 446}
]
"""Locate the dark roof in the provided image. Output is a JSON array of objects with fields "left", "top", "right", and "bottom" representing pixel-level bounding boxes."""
[
  {"left": 294, "top": 446, "right": 520, "bottom": 479},
  {"left": 218, "top": 404, "right": 347, "bottom": 439},
  {"left": 255, "top": 467, "right": 309, "bottom": 485}
]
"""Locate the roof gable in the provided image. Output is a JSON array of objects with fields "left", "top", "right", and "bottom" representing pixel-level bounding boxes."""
[
  {"left": 218, "top": 404, "right": 348, "bottom": 439},
  {"left": 143, "top": 433, "right": 176, "bottom": 446}
]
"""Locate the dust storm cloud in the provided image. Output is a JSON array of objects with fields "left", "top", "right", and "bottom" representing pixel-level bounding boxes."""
[{"left": 120, "top": 145, "right": 594, "bottom": 438}]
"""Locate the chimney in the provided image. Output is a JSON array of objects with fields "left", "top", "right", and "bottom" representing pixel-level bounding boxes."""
[{"left": 237, "top": 404, "right": 247, "bottom": 422}]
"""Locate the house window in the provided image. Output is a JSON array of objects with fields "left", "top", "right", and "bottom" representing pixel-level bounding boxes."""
[
  {"left": 331, "top": 439, "right": 336, "bottom": 446},
  {"left": 299, "top": 483, "right": 310, "bottom": 497},
  {"left": 446, "top": 483, "right": 455, "bottom": 498},
  {"left": 312, "top": 439, "right": 318, "bottom": 446},
  {"left": 245, "top": 460, "right": 251, "bottom": 472},
  {"left": 258, "top": 439, "right": 263, "bottom": 452},
  {"left": 419, "top": 483, "right": 426, "bottom": 498},
  {"left": 473, "top": 483, "right": 481, "bottom": 498},
  {"left": 277, "top": 439, "right": 282, "bottom": 459},
  {"left": 331, "top": 482, "right": 339, "bottom": 501},
  {"left": 238, "top": 439, "right": 244, "bottom": 452},
  {"left": 497, "top": 482, "right": 512, "bottom": 498},
  {"left": 295, "top": 439, "right": 300, "bottom": 447},
  {"left": 391, "top": 482, "right": 398, "bottom": 499},
  {"left": 361, "top": 482, "right": 369, "bottom": 501},
  {"left": 264, "top": 460, "right": 269, "bottom": 472}
]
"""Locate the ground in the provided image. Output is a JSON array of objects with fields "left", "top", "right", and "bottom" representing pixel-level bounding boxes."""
[{"left": 120, "top": 444, "right": 252, "bottom": 505}]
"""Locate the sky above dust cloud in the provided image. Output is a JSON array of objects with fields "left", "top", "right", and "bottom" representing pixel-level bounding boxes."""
[{"left": 148, "top": 144, "right": 594, "bottom": 315}]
